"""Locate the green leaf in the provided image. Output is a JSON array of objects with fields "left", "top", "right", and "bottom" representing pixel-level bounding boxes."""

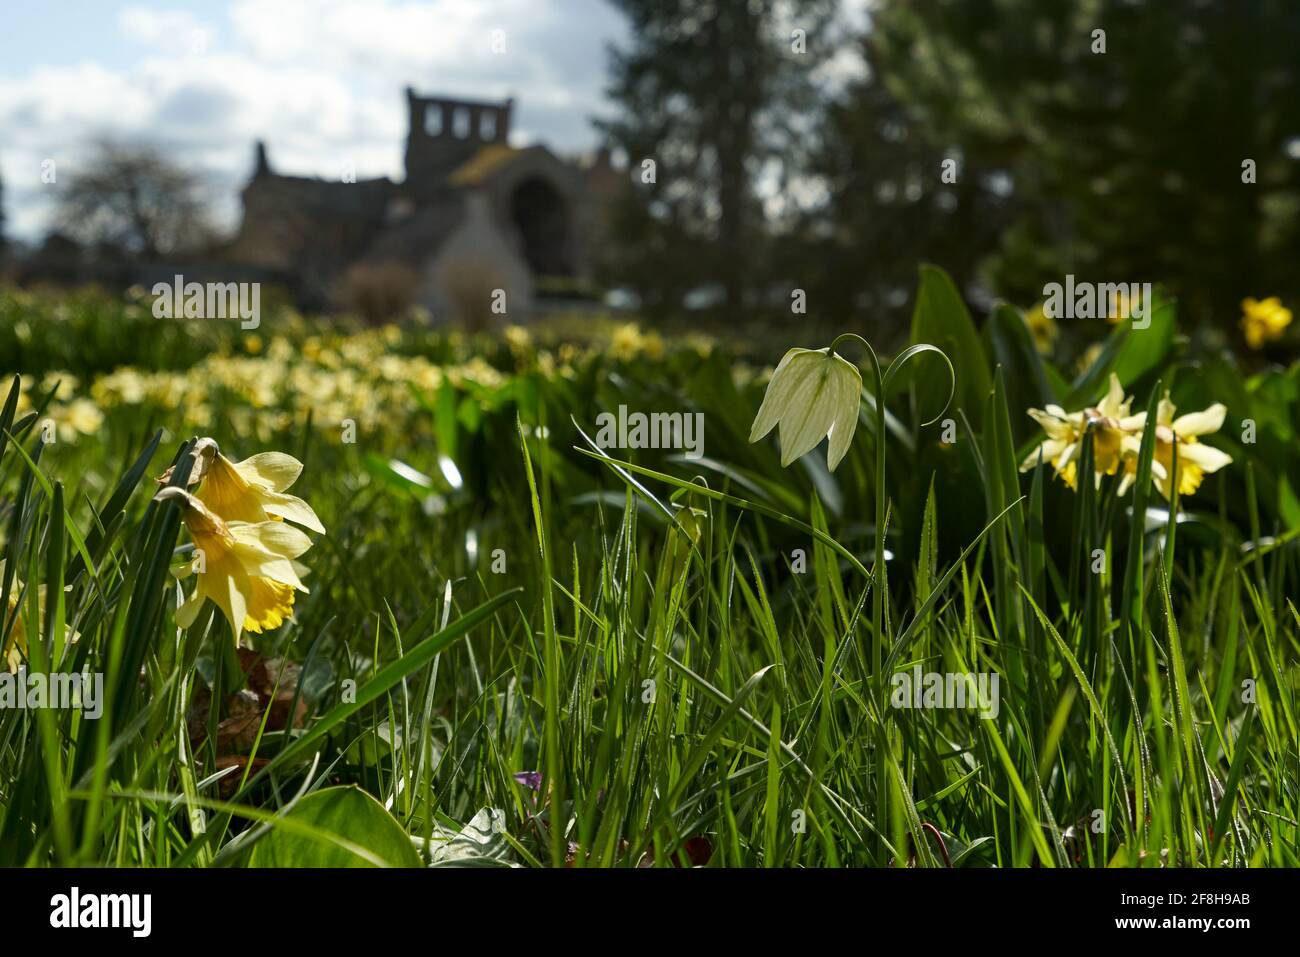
[
  {"left": 983, "top": 302, "right": 1054, "bottom": 418},
  {"left": 1111, "top": 296, "right": 1176, "bottom": 385},
  {"left": 910, "top": 264, "right": 992, "bottom": 427},
  {"left": 1066, "top": 296, "right": 1175, "bottom": 407},
  {"left": 1065, "top": 330, "right": 1127, "bottom": 407},
  {"left": 248, "top": 786, "right": 422, "bottom": 867}
]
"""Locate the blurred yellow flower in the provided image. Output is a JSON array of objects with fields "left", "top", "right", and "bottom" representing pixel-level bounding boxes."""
[
  {"left": 0, "top": 562, "right": 74, "bottom": 672},
  {"left": 504, "top": 325, "right": 532, "bottom": 351},
  {"left": 610, "top": 322, "right": 663, "bottom": 361},
  {"left": 1023, "top": 303, "right": 1058, "bottom": 354},
  {"left": 54, "top": 398, "right": 104, "bottom": 441},
  {"left": 1021, "top": 373, "right": 1137, "bottom": 490},
  {"left": 40, "top": 371, "right": 79, "bottom": 395},
  {"left": 1075, "top": 342, "right": 1103, "bottom": 376},
  {"left": 156, "top": 488, "right": 312, "bottom": 641},
  {"left": 1107, "top": 288, "right": 1140, "bottom": 325},
  {"left": 2, "top": 563, "right": 33, "bottom": 673},
  {"left": 1240, "top": 297, "right": 1291, "bottom": 349}
]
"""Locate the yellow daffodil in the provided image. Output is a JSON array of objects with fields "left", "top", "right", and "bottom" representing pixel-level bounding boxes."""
[
  {"left": 0, "top": 562, "right": 75, "bottom": 672},
  {"left": 2, "top": 563, "right": 32, "bottom": 673},
  {"left": 1119, "top": 394, "right": 1231, "bottom": 499},
  {"left": 156, "top": 487, "right": 312, "bottom": 641},
  {"left": 749, "top": 347, "right": 862, "bottom": 471},
  {"left": 163, "top": 438, "right": 325, "bottom": 534},
  {"left": 1240, "top": 297, "right": 1291, "bottom": 349},
  {"left": 53, "top": 398, "right": 104, "bottom": 441},
  {"left": 1021, "top": 373, "right": 1137, "bottom": 490},
  {"left": 504, "top": 325, "right": 533, "bottom": 352},
  {"left": 607, "top": 322, "right": 664, "bottom": 362},
  {"left": 1023, "top": 303, "right": 1058, "bottom": 354}
]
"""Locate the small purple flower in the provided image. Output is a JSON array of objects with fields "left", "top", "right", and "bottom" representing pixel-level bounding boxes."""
[{"left": 514, "top": 770, "right": 542, "bottom": 791}]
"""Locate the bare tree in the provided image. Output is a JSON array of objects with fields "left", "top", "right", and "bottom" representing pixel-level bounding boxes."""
[{"left": 55, "top": 140, "right": 216, "bottom": 257}]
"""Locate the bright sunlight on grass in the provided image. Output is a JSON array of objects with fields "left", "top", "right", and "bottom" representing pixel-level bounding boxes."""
[{"left": 1, "top": 264, "right": 1292, "bottom": 868}]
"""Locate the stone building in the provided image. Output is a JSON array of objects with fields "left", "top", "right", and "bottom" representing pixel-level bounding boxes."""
[{"left": 228, "top": 87, "right": 618, "bottom": 320}]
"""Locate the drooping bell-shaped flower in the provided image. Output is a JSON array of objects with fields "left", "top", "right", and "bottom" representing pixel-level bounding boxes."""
[{"left": 749, "top": 347, "right": 862, "bottom": 471}]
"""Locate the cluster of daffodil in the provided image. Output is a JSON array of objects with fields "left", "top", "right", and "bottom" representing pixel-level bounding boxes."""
[
  {"left": 90, "top": 334, "right": 512, "bottom": 440},
  {"left": 75, "top": 321, "right": 699, "bottom": 445},
  {"left": 12, "top": 372, "right": 105, "bottom": 442},
  {"left": 1020, "top": 373, "right": 1232, "bottom": 499},
  {"left": 155, "top": 438, "right": 325, "bottom": 642}
]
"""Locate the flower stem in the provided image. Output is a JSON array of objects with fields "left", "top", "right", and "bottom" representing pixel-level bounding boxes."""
[{"left": 828, "top": 333, "right": 871, "bottom": 360}]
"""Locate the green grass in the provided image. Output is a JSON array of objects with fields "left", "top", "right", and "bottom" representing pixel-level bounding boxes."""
[{"left": 0, "top": 270, "right": 1297, "bottom": 867}]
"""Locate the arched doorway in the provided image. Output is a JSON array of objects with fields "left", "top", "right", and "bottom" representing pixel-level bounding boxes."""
[{"left": 510, "top": 177, "right": 572, "bottom": 277}]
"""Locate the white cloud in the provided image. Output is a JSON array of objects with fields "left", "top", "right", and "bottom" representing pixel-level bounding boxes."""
[
  {"left": 1, "top": 0, "right": 625, "bottom": 241},
  {"left": 119, "top": 7, "right": 214, "bottom": 48}
]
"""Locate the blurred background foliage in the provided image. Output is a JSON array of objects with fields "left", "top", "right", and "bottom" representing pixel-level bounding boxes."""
[{"left": 596, "top": 0, "right": 1300, "bottom": 353}]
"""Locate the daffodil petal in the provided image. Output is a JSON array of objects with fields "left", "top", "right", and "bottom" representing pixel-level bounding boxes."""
[
  {"left": 260, "top": 490, "right": 326, "bottom": 534},
  {"left": 230, "top": 548, "right": 307, "bottom": 591},
  {"left": 235, "top": 452, "right": 304, "bottom": 493},
  {"left": 1157, "top": 394, "right": 1177, "bottom": 426},
  {"left": 1179, "top": 442, "right": 1232, "bottom": 473},
  {"left": 231, "top": 519, "right": 313, "bottom": 558},
  {"left": 1101, "top": 373, "right": 1124, "bottom": 415},
  {"left": 1171, "top": 404, "right": 1225, "bottom": 438}
]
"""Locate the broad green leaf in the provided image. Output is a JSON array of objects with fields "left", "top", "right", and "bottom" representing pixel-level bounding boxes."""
[
  {"left": 910, "top": 264, "right": 992, "bottom": 427},
  {"left": 248, "top": 786, "right": 422, "bottom": 867}
]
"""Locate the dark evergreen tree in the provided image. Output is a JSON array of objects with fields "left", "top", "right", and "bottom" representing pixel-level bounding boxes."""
[
  {"left": 598, "top": 0, "right": 836, "bottom": 321},
  {"left": 870, "top": 0, "right": 1300, "bottom": 329},
  {"left": 796, "top": 35, "right": 1018, "bottom": 340}
]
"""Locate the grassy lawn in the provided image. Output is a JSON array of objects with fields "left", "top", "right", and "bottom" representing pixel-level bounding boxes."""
[{"left": 1, "top": 268, "right": 1295, "bottom": 868}]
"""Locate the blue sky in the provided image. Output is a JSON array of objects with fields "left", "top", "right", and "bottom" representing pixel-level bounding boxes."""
[{"left": 0, "top": 0, "right": 631, "bottom": 240}]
